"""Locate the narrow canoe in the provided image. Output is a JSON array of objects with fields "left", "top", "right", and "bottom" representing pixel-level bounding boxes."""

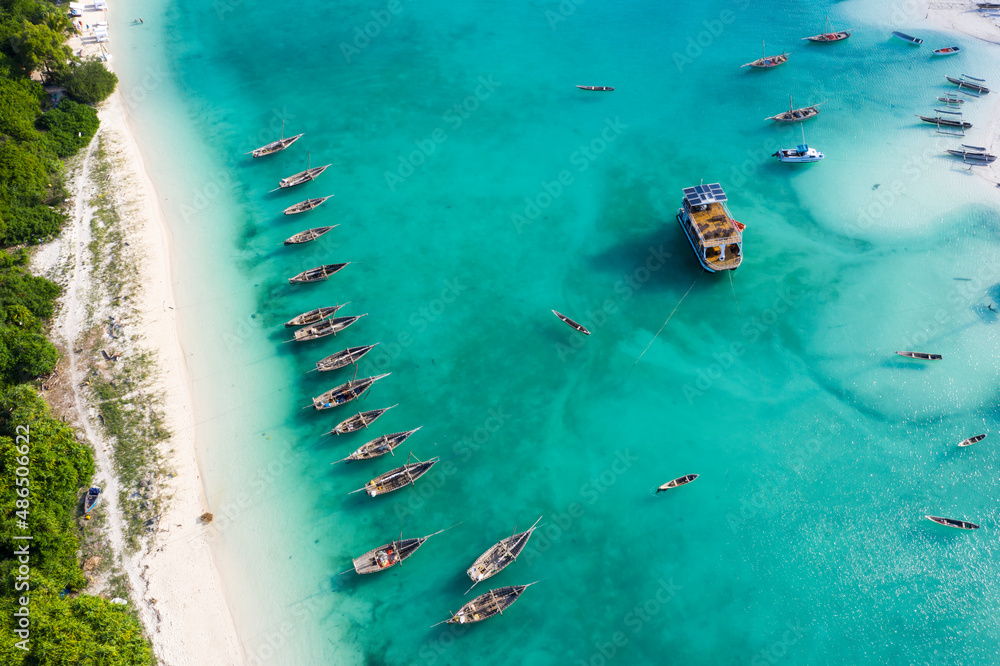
[
  {"left": 895, "top": 351, "right": 942, "bottom": 361},
  {"left": 552, "top": 310, "right": 590, "bottom": 335},
  {"left": 283, "top": 195, "right": 333, "bottom": 215},
  {"left": 288, "top": 262, "right": 349, "bottom": 284},
  {"left": 441, "top": 584, "right": 535, "bottom": 625},
  {"left": 925, "top": 515, "right": 979, "bottom": 530},
  {"left": 656, "top": 474, "right": 699, "bottom": 493},
  {"left": 958, "top": 433, "right": 986, "bottom": 447}
]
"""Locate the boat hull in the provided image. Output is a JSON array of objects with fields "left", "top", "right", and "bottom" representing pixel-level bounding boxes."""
[{"left": 676, "top": 211, "right": 741, "bottom": 273}]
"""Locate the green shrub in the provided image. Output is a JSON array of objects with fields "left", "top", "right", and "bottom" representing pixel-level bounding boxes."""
[
  {"left": 59, "top": 59, "right": 118, "bottom": 105},
  {"left": 37, "top": 100, "right": 99, "bottom": 157}
]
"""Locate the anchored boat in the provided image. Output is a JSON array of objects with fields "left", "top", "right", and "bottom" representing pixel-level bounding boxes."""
[
  {"left": 288, "top": 262, "right": 349, "bottom": 284},
  {"left": 312, "top": 373, "right": 390, "bottom": 410},
  {"left": 675, "top": 183, "right": 743, "bottom": 272},
  {"left": 331, "top": 405, "right": 396, "bottom": 435},
  {"left": 766, "top": 95, "right": 820, "bottom": 122},
  {"left": 925, "top": 515, "right": 979, "bottom": 530},
  {"left": 575, "top": 85, "right": 614, "bottom": 91},
  {"left": 283, "top": 195, "right": 333, "bottom": 215},
  {"left": 437, "top": 584, "right": 536, "bottom": 625},
  {"left": 294, "top": 314, "right": 366, "bottom": 342},
  {"left": 284, "top": 226, "right": 336, "bottom": 246},
  {"left": 656, "top": 474, "right": 699, "bottom": 493},
  {"left": 933, "top": 46, "right": 961, "bottom": 56},
  {"left": 466, "top": 517, "right": 543, "bottom": 590},
  {"left": 896, "top": 350, "right": 942, "bottom": 360},
  {"left": 348, "top": 527, "right": 449, "bottom": 574},
  {"left": 802, "top": 17, "right": 851, "bottom": 42},
  {"left": 946, "top": 75, "right": 989, "bottom": 95},
  {"left": 352, "top": 453, "right": 439, "bottom": 497},
  {"left": 552, "top": 310, "right": 590, "bottom": 335},
  {"left": 314, "top": 343, "right": 378, "bottom": 372},
  {"left": 250, "top": 122, "right": 303, "bottom": 158},
  {"left": 892, "top": 31, "right": 923, "bottom": 45},
  {"left": 336, "top": 428, "right": 422, "bottom": 463},
  {"left": 284, "top": 303, "right": 348, "bottom": 328},
  {"left": 958, "top": 433, "right": 987, "bottom": 448},
  {"left": 773, "top": 126, "right": 824, "bottom": 163},
  {"left": 742, "top": 41, "right": 788, "bottom": 68}
]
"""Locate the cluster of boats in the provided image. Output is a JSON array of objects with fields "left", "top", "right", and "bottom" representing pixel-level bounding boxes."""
[{"left": 915, "top": 73, "right": 995, "bottom": 165}]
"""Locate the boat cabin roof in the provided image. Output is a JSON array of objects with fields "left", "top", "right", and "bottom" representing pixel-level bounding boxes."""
[{"left": 682, "top": 184, "right": 740, "bottom": 244}]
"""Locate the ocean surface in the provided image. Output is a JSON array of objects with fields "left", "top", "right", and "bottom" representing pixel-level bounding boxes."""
[{"left": 110, "top": 0, "right": 1000, "bottom": 663}]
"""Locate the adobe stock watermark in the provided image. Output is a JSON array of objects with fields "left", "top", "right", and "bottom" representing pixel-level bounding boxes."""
[
  {"left": 545, "top": 0, "right": 584, "bottom": 30},
  {"left": 579, "top": 578, "right": 682, "bottom": 666},
  {"left": 339, "top": 0, "right": 405, "bottom": 63},
  {"left": 121, "top": 64, "right": 167, "bottom": 110},
  {"left": 384, "top": 76, "right": 501, "bottom": 191},
  {"left": 751, "top": 620, "right": 809, "bottom": 666},
  {"left": 671, "top": 0, "right": 750, "bottom": 73}
]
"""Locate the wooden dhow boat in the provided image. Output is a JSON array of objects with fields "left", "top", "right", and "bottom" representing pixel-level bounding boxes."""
[
  {"left": 83, "top": 486, "right": 102, "bottom": 519},
  {"left": 676, "top": 183, "right": 743, "bottom": 272},
  {"left": 946, "top": 145, "right": 997, "bottom": 164},
  {"left": 892, "top": 31, "right": 923, "bottom": 45},
  {"left": 436, "top": 584, "right": 536, "bottom": 626},
  {"left": 552, "top": 310, "right": 590, "bottom": 335},
  {"left": 575, "top": 85, "right": 614, "bottom": 91},
  {"left": 351, "top": 453, "right": 439, "bottom": 497},
  {"left": 284, "top": 225, "right": 336, "bottom": 246},
  {"left": 896, "top": 350, "right": 942, "bottom": 360},
  {"left": 742, "top": 41, "right": 788, "bottom": 69},
  {"left": 656, "top": 474, "right": 699, "bottom": 493},
  {"left": 466, "top": 516, "right": 543, "bottom": 590},
  {"left": 336, "top": 428, "right": 423, "bottom": 463},
  {"left": 284, "top": 303, "right": 349, "bottom": 328},
  {"left": 294, "top": 314, "right": 366, "bottom": 342},
  {"left": 958, "top": 433, "right": 987, "bottom": 448},
  {"left": 331, "top": 405, "right": 396, "bottom": 435},
  {"left": 279, "top": 153, "right": 331, "bottom": 188},
  {"left": 925, "top": 515, "right": 979, "bottom": 530},
  {"left": 283, "top": 195, "right": 333, "bottom": 215},
  {"left": 288, "top": 262, "right": 349, "bottom": 284},
  {"left": 312, "top": 373, "right": 390, "bottom": 410},
  {"left": 946, "top": 75, "right": 989, "bottom": 95},
  {"left": 250, "top": 122, "right": 303, "bottom": 158},
  {"left": 314, "top": 344, "right": 378, "bottom": 372},
  {"left": 802, "top": 17, "right": 850, "bottom": 43},
  {"left": 348, "top": 527, "right": 449, "bottom": 575},
  {"left": 766, "top": 95, "right": 820, "bottom": 122}
]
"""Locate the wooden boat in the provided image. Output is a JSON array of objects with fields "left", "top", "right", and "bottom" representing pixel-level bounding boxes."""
[
  {"left": 895, "top": 350, "right": 942, "bottom": 360},
  {"left": 312, "top": 373, "right": 390, "bottom": 410},
  {"left": 284, "top": 226, "right": 336, "bottom": 246},
  {"left": 916, "top": 113, "right": 972, "bottom": 130},
  {"left": 284, "top": 303, "right": 348, "bottom": 328},
  {"left": 83, "top": 486, "right": 101, "bottom": 518},
  {"left": 349, "top": 527, "right": 448, "bottom": 574},
  {"left": 656, "top": 474, "right": 699, "bottom": 493},
  {"left": 892, "top": 31, "right": 923, "bottom": 45},
  {"left": 925, "top": 515, "right": 979, "bottom": 530},
  {"left": 466, "top": 516, "right": 543, "bottom": 588},
  {"left": 802, "top": 17, "right": 850, "bottom": 43},
  {"left": 352, "top": 454, "right": 439, "bottom": 497},
  {"left": 294, "top": 314, "right": 365, "bottom": 342},
  {"left": 279, "top": 155, "right": 331, "bottom": 187},
  {"left": 288, "top": 262, "right": 349, "bottom": 284},
  {"left": 742, "top": 42, "right": 788, "bottom": 69},
  {"left": 933, "top": 46, "right": 961, "bottom": 56},
  {"left": 331, "top": 405, "right": 396, "bottom": 435},
  {"left": 576, "top": 85, "right": 614, "bottom": 91},
  {"left": 937, "top": 95, "right": 964, "bottom": 106},
  {"left": 946, "top": 145, "right": 997, "bottom": 164},
  {"left": 676, "top": 183, "right": 743, "bottom": 272},
  {"left": 283, "top": 196, "right": 333, "bottom": 215},
  {"left": 314, "top": 344, "right": 378, "bottom": 372},
  {"left": 250, "top": 122, "right": 303, "bottom": 158},
  {"left": 946, "top": 75, "right": 989, "bottom": 94},
  {"left": 766, "top": 95, "right": 820, "bottom": 122},
  {"left": 336, "top": 428, "right": 422, "bottom": 463},
  {"left": 552, "top": 310, "right": 590, "bottom": 335},
  {"left": 438, "top": 584, "right": 535, "bottom": 625},
  {"left": 978, "top": 3, "right": 1000, "bottom": 8},
  {"left": 958, "top": 433, "right": 986, "bottom": 448}
]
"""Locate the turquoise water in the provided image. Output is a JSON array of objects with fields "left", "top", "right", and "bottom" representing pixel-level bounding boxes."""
[{"left": 109, "top": 0, "right": 1000, "bottom": 663}]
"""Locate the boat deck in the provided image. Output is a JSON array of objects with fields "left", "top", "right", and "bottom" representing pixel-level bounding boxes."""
[{"left": 688, "top": 202, "right": 741, "bottom": 244}]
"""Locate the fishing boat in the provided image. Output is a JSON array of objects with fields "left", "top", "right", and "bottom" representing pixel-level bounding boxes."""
[
  {"left": 314, "top": 344, "right": 378, "bottom": 372},
  {"left": 438, "top": 584, "right": 535, "bottom": 625},
  {"left": 288, "top": 262, "right": 349, "bottom": 284},
  {"left": 331, "top": 405, "right": 396, "bottom": 435},
  {"left": 279, "top": 153, "right": 331, "bottom": 188},
  {"left": 552, "top": 310, "right": 590, "bottom": 335},
  {"left": 946, "top": 75, "right": 989, "bottom": 95},
  {"left": 675, "top": 183, "right": 743, "bottom": 273},
  {"left": 466, "top": 517, "right": 543, "bottom": 589},
  {"left": 284, "top": 226, "right": 336, "bottom": 246},
  {"left": 283, "top": 195, "right": 333, "bottom": 215},
  {"left": 978, "top": 3, "right": 1000, "bottom": 8},
  {"left": 83, "top": 486, "right": 101, "bottom": 518},
  {"left": 250, "top": 122, "right": 303, "bottom": 158},
  {"left": 802, "top": 16, "right": 850, "bottom": 42},
  {"left": 895, "top": 351, "right": 942, "bottom": 360},
  {"left": 575, "top": 85, "right": 614, "bottom": 91},
  {"left": 283, "top": 303, "right": 348, "bottom": 328},
  {"left": 349, "top": 527, "right": 448, "bottom": 574},
  {"left": 946, "top": 145, "right": 997, "bottom": 164},
  {"left": 765, "top": 96, "right": 820, "bottom": 122},
  {"left": 773, "top": 126, "right": 824, "bottom": 163},
  {"left": 336, "top": 428, "right": 422, "bottom": 463},
  {"left": 312, "top": 373, "right": 390, "bottom": 410},
  {"left": 352, "top": 454, "right": 439, "bottom": 497},
  {"left": 915, "top": 111, "right": 972, "bottom": 130},
  {"left": 742, "top": 41, "right": 788, "bottom": 69},
  {"left": 294, "top": 314, "right": 366, "bottom": 342},
  {"left": 892, "top": 31, "right": 923, "bottom": 45},
  {"left": 925, "top": 515, "right": 979, "bottom": 530},
  {"left": 958, "top": 433, "right": 987, "bottom": 447},
  {"left": 656, "top": 474, "right": 699, "bottom": 493},
  {"left": 937, "top": 95, "right": 964, "bottom": 106},
  {"left": 933, "top": 46, "right": 961, "bottom": 56}
]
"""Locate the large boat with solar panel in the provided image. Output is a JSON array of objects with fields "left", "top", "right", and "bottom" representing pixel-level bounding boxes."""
[{"left": 676, "top": 183, "right": 744, "bottom": 272}]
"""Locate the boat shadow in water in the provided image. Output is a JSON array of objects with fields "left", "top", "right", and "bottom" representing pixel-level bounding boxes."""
[{"left": 585, "top": 225, "right": 700, "bottom": 290}]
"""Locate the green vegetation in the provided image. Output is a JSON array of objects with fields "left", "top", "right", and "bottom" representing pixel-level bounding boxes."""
[
  {"left": 57, "top": 59, "right": 118, "bottom": 106},
  {"left": 37, "top": 99, "right": 100, "bottom": 157}
]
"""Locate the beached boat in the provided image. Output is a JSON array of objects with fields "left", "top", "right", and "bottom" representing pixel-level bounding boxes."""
[
  {"left": 331, "top": 405, "right": 396, "bottom": 435},
  {"left": 978, "top": 3, "right": 1000, "bottom": 8},
  {"left": 352, "top": 454, "right": 439, "bottom": 497},
  {"left": 958, "top": 433, "right": 987, "bottom": 447},
  {"left": 283, "top": 196, "right": 333, "bottom": 215},
  {"left": 937, "top": 95, "right": 964, "bottom": 106},
  {"left": 896, "top": 350, "right": 942, "bottom": 360},
  {"left": 294, "top": 314, "right": 366, "bottom": 342},
  {"left": 314, "top": 344, "right": 378, "bottom": 372},
  {"left": 284, "top": 303, "right": 348, "bottom": 328},
  {"left": 675, "top": 183, "right": 743, "bottom": 272},
  {"left": 946, "top": 75, "right": 989, "bottom": 94},
  {"left": 466, "top": 517, "right": 543, "bottom": 589},
  {"left": 250, "top": 123, "right": 303, "bottom": 158},
  {"left": 349, "top": 527, "right": 448, "bottom": 574},
  {"left": 336, "top": 428, "right": 422, "bottom": 463},
  {"left": 83, "top": 486, "right": 101, "bottom": 518},
  {"left": 656, "top": 474, "right": 699, "bottom": 493},
  {"left": 552, "top": 310, "right": 590, "bottom": 335},
  {"left": 925, "top": 515, "right": 979, "bottom": 530},
  {"left": 288, "top": 262, "right": 349, "bottom": 284},
  {"left": 439, "top": 584, "right": 535, "bottom": 625},
  {"left": 575, "top": 85, "right": 614, "bottom": 91},
  {"left": 742, "top": 41, "right": 788, "bottom": 69},
  {"left": 766, "top": 95, "right": 820, "bottom": 122},
  {"left": 802, "top": 17, "right": 850, "bottom": 43},
  {"left": 284, "top": 226, "right": 336, "bottom": 246},
  {"left": 933, "top": 46, "right": 961, "bottom": 56},
  {"left": 312, "top": 373, "right": 390, "bottom": 410},
  {"left": 916, "top": 112, "right": 972, "bottom": 130},
  {"left": 892, "top": 31, "right": 923, "bottom": 45},
  {"left": 946, "top": 145, "right": 997, "bottom": 164}
]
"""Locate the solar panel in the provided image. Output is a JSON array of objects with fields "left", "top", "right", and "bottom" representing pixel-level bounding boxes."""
[{"left": 682, "top": 183, "right": 727, "bottom": 205}]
